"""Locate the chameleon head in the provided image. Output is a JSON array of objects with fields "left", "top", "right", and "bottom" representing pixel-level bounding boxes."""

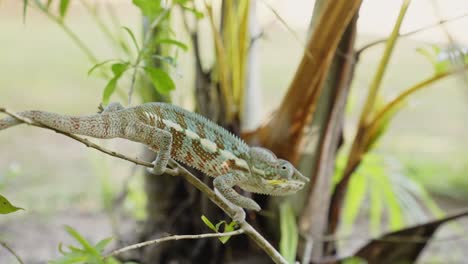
[{"left": 244, "top": 147, "right": 309, "bottom": 196}]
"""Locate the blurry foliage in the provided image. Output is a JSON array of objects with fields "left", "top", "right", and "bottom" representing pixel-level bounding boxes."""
[
  {"left": 50, "top": 226, "right": 140, "bottom": 264},
  {"left": 279, "top": 202, "right": 298, "bottom": 264},
  {"left": 417, "top": 44, "right": 468, "bottom": 75},
  {"left": 404, "top": 157, "right": 468, "bottom": 200},
  {"left": 124, "top": 174, "right": 147, "bottom": 220},
  {"left": 0, "top": 163, "right": 22, "bottom": 190},
  {"left": 50, "top": 226, "right": 116, "bottom": 264},
  {"left": 335, "top": 152, "right": 443, "bottom": 234}
]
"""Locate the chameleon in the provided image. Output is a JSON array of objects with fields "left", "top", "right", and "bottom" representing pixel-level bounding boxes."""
[{"left": 0, "top": 102, "right": 308, "bottom": 212}]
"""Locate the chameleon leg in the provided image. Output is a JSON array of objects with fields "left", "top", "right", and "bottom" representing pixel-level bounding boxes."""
[
  {"left": 213, "top": 173, "right": 261, "bottom": 211},
  {"left": 101, "top": 102, "right": 125, "bottom": 113},
  {"left": 124, "top": 122, "right": 172, "bottom": 175},
  {"left": 215, "top": 188, "right": 246, "bottom": 222}
]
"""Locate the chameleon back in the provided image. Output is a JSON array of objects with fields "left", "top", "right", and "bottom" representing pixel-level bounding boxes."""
[{"left": 134, "top": 103, "right": 251, "bottom": 177}]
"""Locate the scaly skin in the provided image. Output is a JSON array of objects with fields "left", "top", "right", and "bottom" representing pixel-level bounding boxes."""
[{"left": 0, "top": 102, "right": 309, "bottom": 211}]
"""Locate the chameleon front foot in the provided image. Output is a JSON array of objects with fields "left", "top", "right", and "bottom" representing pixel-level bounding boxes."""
[
  {"left": 213, "top": 173, "right": 262, "bottom": 212},
  {"left": 215, "top": 189, "right": 246, "bottom": 223},
  {"left": 149, "top": 158, "right": 169, "bottom": 175}
]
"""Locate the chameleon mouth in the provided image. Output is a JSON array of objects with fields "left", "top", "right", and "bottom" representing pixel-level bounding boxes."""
[{"left": 261, "top": 179, "right": 306, "bottom": 196}]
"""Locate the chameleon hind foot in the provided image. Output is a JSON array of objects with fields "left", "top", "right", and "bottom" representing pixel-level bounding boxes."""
[{"left": 98, "top": 102, "right": 125, "bottom": 113}]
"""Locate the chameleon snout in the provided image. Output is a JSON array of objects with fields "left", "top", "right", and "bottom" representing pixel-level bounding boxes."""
[{"left": 294, "top": 169, "right": 309, "bottom": 183}]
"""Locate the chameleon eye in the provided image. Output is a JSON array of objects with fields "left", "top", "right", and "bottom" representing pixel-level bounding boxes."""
[{"left": 277, "top": 160, "right": 293, "bottom": 179}]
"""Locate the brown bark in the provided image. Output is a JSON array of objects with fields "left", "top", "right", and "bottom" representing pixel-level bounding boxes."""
[
  {"left": 299, "top": 15, "right": 358, "bottom": 262},
  {"left": 249, "top": 0, "right": 362, "bottom": 164}
]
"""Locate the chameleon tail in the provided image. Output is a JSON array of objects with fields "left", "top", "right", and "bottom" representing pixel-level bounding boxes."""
[
  {"left": 0, "top": 116, "right": 22, "bottom": 130},
  {"left": 0, "top": 110, "right": 120, "bottom": 138}
]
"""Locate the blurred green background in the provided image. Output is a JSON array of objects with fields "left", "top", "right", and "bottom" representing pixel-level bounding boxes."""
[{"left": 0, "top": 0, "right": 467, "bottom": 262}]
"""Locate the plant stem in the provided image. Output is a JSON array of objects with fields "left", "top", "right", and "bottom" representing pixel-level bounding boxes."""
[
  {"left": 367, "top": 65, "right": 468, "bottom": 135},
  {"left": 0, "top": 241, "right": 24, "bottom": 264},
  {"left": 356, "top": 13, "right": 468, "bottom": 57},
  {"left": 358, "top": 0, "right": 411, "bottom": 125},
  {"left": 106, "top": 230, "right": 245, "bottom": 257}
]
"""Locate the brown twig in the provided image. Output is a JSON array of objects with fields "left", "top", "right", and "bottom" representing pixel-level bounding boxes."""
[
  {"left": 106, "top": 229, "right": 245, "bottom": 257},
  {"left": 0, "top": 241, "right": 24, "bottom": 264},
  {"left": 367, "top": 65, "right": 468, "bottom": 137},
  {"left": 0, "top": 108, "right": 288, "bottom": 264},
  {"left": 356, "top": 13, "right": 468, "bottom": 57}
]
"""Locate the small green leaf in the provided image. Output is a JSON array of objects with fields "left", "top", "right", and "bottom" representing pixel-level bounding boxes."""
[
  {"left": 156, "top": 38, "right": 188, "bottom": 51},
  {"left": 102, "top": 77, "right": 119, "bottom": 106},
  {"left": 342, "top": 256, "right": 368, "bottom": 264},
  {"left": 416, "top": 45, "right": 453, "bottom": 75},
  {"left": 343, "top": 172, "right": 367, "bottom": 229},
  {"left": 59, "top": 0, "right": 71, "bottom": 19},
  {"left": 279, "top": 202, "right": 298, "bottom": 264},
  {"left": 416, "top": 47, "right": 437, "bottom": 65},
  {"left": 0, "top": 194, "right": 24, "bottom": 214},
  {"left": 65, "top": 226, "right": 99, "bottom": 254},
  {"left": 101, "top": 63, "right": 128, "bottom": 105},
  {"left": 214, "top": 220, "right": 226, "bottom": 232},
  {"left": 132, "top": 0, "right": 163, "bottom": 20},
  {"left": 181, "top": 5, "right": 204, "bottom": 19},
  {"left": 51, "top": 226, "right": 106, "bottom": 264},
  {"left": 122, "top": 27, "right": 140, "bottom": 52},
  {"left": 201, "top": 215, "right": 217, "bottom": 232},
  {"left": 111, "top": 63, "right": 128, "bottom": 76},
  {"left": 434, "top": 60, "right": 451, "bottom": 74},
  {"left": 101, "top": 77, "right": 119, "bottom": 106},
  {"left": 88, "top": 60, "right": 118, "bottom": 76},
  {"left": 144, "top": 67, "right": 175, "bottom": 95},
  {"left": 218, "top": 221, "right": 236, "bottom": 244},
  {"left": 94, "top": 237, "right": 113, "bottom": 252},
  {"left": 200, "top": 216, "right": 237, "bottom": 244}
]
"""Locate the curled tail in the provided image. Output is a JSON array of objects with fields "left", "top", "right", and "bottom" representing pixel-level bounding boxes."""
[{"left": 0, "top": 110, "right": 122, "bottom": 138}]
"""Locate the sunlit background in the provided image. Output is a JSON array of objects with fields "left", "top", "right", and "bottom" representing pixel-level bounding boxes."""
[{"left": 0, "top": 0, "right": 467, "bottom": 262}]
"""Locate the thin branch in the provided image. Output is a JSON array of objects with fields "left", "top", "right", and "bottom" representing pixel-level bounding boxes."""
[
  {"left": 128, "top": 8, "right": 172, "bottom": 105},
  {"left": 356, "top": 13, "right": 468, "bottom": 57},
  {"left": 106, "top": 230, "right": 244, "bottom": 257},
  {"left": 0, "top": 241, "right": 24, "bottom": 264},
  {"left": 79, "top": 0, "right": 123, "bottom": 57},
  {"left": 30, "top": 3, "right": 99, "bottom": 64},
  {"left": 259, "top": 0, "right": 314, "bottom": 60},
  {"left": 0, "top": 108, "right": 288, "bottom": 264},
  {"left": 367, "top": 65, "right": 468, "bottom": 136}
]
